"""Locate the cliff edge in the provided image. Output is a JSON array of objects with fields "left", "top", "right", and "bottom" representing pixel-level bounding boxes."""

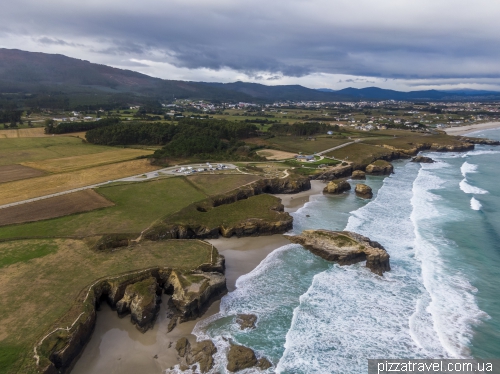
[{"left": 287, "top": 229, "right": 390, "bottom": 275}]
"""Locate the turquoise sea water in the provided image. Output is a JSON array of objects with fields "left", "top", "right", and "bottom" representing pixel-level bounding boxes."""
[{"left": 187, "top": 129, "right": 500, "bottom": 374}]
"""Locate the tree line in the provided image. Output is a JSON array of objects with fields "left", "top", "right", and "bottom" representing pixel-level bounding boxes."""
[
  {"left": 44, "top": 118, "right": 120, "bottom": 134},
  {"left": 85, "top": 119, "right": 259, "bottom": 158}
]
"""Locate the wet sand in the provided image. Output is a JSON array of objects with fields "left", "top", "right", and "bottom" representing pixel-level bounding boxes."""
[
  {"left": 274, "top": 180, "right": 325, "bottom": 213},
  {"left": 70, "top": 183, "right": 321, "bottom": 373},
  {"left": 444, "top": 121, "right": 500, "bottom": 136}
]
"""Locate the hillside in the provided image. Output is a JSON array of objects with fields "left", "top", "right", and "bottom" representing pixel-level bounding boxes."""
[{"left": 1, "top": 49, "right": 500, "bottom": 103}]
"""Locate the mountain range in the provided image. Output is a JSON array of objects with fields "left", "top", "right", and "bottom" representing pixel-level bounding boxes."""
[{"left": 1, "top": 48, "right": 500, "bottom": 104}]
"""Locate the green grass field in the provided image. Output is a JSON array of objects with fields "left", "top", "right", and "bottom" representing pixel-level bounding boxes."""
[
  {"left": 0, "top": 178, "right": 204, "bottom": 240},
  {"left": 168, "top": 194, "right": 283, "bottom": 228},
  {"left": 186, "top": 174, "right": 260, "bottom": 196},
  {"left": 0, "top": 238, "right": 212, "bottom": 374},
  {"left": 360, "top": 132, "right": 465, "bottom": 149},
  {"left": 265, "top": 136, "right": 351, "bottom": 154},
  {"left": 0, "top": 137, "right": 118, "bottom": 166},
  {"left": 0, "top": 174, "right": 261, "bottom": 241},
  {"left": 326, "top": 143, "right": 395, "bottom": 167}
]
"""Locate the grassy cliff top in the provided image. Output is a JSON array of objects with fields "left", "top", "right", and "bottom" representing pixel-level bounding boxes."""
[
  {"left": 167, "top": 194, "right": 285, "bottom": 228},
  {"left": 0, "top": 238, "right": 212, "bottom": 374}
]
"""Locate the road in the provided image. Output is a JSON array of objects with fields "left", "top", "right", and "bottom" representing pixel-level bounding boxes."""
[
  {"left": 0, "top": 163, "right": 238, "bottom": 210},
  {"left": 316, "top": 139, "right": 361, "bottom": 156}
]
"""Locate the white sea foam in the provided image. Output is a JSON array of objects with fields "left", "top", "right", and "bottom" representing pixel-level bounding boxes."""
[
  {"left": 460, "top": 161, "right": 478, "bottom": 177},
  {"left": 189, "top": 243, "right": 331, "bottom": 373},
  {"left": 459, "top": 179, "right": 488, "bottom": 194},
  {"left": 277, "top": 163, "right": 446, "bottom": 374},
  {"left": 470, "top": 197, "right": 482, "bottom": 211},
  {"left": 411, "top": 164, "right": 487, "bottom": 358},
  {"left": 462, "top": 149, "right": 500, "bottom": 157}
]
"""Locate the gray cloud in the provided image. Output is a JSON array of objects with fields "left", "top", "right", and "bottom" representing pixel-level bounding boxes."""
[
  {"left": 36, "top": 36, "right": 84, "bottom": 47},
  {"left": 1, "top": 0, "right": 500, "bottom": 86}
]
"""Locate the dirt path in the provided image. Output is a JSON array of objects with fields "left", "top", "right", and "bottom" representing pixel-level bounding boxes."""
[{"left": 316, "top": 139, "right": 361, "bottom": 155}]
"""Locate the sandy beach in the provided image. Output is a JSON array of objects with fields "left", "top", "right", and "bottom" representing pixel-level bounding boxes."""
[
  {"left": 70, "top": 182, "right": 322, "bottom": 373},
  {"left": 444, "top": 121, "right": 500, "bottom": 136},
  {"left": 275, "top": 180, "right": 325, "bottom": 213}
]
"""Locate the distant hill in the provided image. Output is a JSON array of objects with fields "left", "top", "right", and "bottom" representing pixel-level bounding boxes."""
[
  {"left": 1, "top": 48, "right": 500, "bottom": 105},
  {"left": 0, "top": 49, "right": 255, "bottom": 102}
]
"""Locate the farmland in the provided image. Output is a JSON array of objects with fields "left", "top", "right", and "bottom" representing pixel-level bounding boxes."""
[
  {"left": 0, "top": 190, "right": 114, "bottom": 227},
  {"left": 0, "top": 165, "right": 45, "bottom": 183},
  {"left": 0, "top": 137, "right": 123, "bottom": 166},
  {"left": 0, "top": 174, "right": 260, "bottom": 240},
  {"left": 0, "top": 159, "right": 159, "bottom": 206},
  {"left": 0, "top": 128, "right": 48, "bottom": 138},
  {"left": 21, "top": 148, "right": 152, "bottom": 173},
  {"left": 0, "top": 238, "right": 213, "bottom": 374}
]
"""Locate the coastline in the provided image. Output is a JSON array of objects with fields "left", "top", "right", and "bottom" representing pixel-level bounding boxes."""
[
  {"left": 70, "top": 182, "right": 323, "bottom": 373},
  {"left": 274, "top": 180, "right": 325, "bottom": 213},
  {"left": 444, "top": 121, "right": 500, "bottom": 136}
]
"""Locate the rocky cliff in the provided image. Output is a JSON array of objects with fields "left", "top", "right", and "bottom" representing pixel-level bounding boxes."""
[
  {"left": 311, "top": 164, "right": 353, "bottom": 181},
  {"left": 456, "top": 136, "right": 500, "bottom": 145},
  {"left": 115, "top": 277, "right": 161, "bottom": 332},
  {"left": 168, "top": 269, "right": 227, "bottom": 324},
  {"left": 365, "top": 160, "right": 394, "bottom": 175},
  {"left": 323, "top": 180, "right": 351, "bottom": 194},
  {"left": 287, "top": 230, "right": 390, "bottom": 275},
  {"left": 355, "top": 184, "right": 373, "bottom": 198},
  {"left": 38, "top": 250, "right": 227, "bottom": 374},
  {"left": 144, "top": 193, "right": 294, "bottom": 241}
]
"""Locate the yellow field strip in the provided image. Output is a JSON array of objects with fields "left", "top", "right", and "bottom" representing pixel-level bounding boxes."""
[
  {"left": 22, "top": 148, "right": 153, "bottom": 173},
  {"left": 0, "top": 159, "right": 160, "bottom": 206}
]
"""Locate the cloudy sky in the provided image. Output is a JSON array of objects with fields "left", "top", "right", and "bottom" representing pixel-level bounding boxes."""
[{"left": 1, "top": 0, "right": 500, "bottom": 91}]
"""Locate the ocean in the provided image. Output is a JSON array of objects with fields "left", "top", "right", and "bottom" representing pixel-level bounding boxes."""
[{"left": 189, "top": 128, "right": 500, "bottom": 374}]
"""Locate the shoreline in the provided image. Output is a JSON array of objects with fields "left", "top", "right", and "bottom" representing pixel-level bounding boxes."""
[
  {"left": 444, "top": 121, "right": 500, "bottom": 136},
  {"left": 70, "top": 182, "right": 323, "bottom": 373}
]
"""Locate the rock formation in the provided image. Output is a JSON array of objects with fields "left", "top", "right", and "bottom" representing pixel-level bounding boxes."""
[
  {"left": 236, "top": 314, "right": 257, "bottom": 330},
  {"left": 456, "top": 136, "right": 500, "bottom": 145},
  {"left": 39, "top": 251, "right": 228, "bottom": 374},
  {"left": 365, "top": 160, "right": 394, "bottom": 175},
  {"left": 411, "top": 155, "right": 435, "bottom": 163},
  {"left": 226, "top": 345, "right": 258, "bottom": 372},
  {"left": 351, "top": 170, "right": 366, "bottom": 179},
  {"left": 115, "top": 277, "right": 161, "bottom": 332},
  {"left": 226, "top": 345, "right": 257, "bottom": 372},
  {"left": 175, "top": 338, "right": 217, "bottom": 373},
  {"left": 168, "top": 270, "right": 227, "bottom": 323},
  {"left": 287, "top": 230, "right": 390, "bottom": 275},
  {"left": 355, "top": 184, "right": 373, "bottom": 199},
  {"left": 312, "top": 164, "right": 353, "bottom": 181},
  {"left": 323, "top": 180, "right": 351, "bottom": 194}
]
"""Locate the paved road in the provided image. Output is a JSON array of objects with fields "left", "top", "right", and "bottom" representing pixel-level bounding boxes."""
[{"left": 0, "top": 163, "right": 237, "bottom": 210}]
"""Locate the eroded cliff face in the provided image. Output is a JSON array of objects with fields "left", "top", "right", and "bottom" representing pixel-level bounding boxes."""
[
  {"left": 323, "top": 180, "right": 351, "bottom": 194},
  {"left": 287, "top": 229, "right": 390, "bottom": 275},
  {"left": 365, "top": 160, "right": 394, "bottom": 175},
  {"left": 38, "top": 252, "right": 227, "bottom": 374},
  {"left": 115, "top": 277, "right": 161, "bottom": 333},
  {"left": 168, "top": 269, "right": 227, "bottom": 324},
  {"left": 143, "top": 178, "right": 301, "bottom": 241}
]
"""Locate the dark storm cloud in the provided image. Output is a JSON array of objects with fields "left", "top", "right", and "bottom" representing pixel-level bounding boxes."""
[{"left": 1, "top": 0, "right": 500, "bottom": 81}]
